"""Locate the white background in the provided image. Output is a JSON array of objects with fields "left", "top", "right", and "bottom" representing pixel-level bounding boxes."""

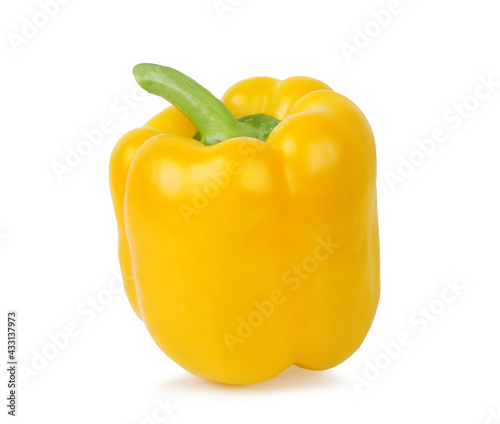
[{"left": 1, "top": 0, "right": 500, "bottom": 422}]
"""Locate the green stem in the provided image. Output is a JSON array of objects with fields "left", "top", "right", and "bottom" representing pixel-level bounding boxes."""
[{"left": 133, "top": 63, "right": 275, "bottom": 146}]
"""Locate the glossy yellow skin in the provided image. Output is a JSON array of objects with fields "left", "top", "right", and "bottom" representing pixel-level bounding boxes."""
[{"left": 109, "top": 76, "right": 380, "bottom": 385}]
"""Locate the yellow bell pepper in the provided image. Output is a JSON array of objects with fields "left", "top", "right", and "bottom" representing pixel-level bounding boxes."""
[{"left": 109, "top": 64, "right": 380, "bottom": 384}]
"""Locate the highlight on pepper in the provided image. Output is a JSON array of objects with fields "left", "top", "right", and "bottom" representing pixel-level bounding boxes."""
[{"left": 109, "top": 63, "right": 380, "bottom": 385}]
